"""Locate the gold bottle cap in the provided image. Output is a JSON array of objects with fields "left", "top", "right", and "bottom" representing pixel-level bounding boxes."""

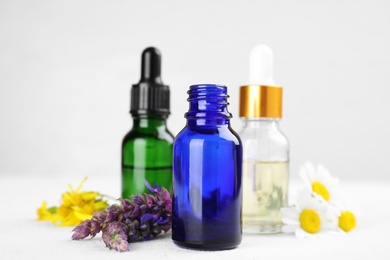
[{"left": 239, "top": 85, "right": 283, "bottom": 118}]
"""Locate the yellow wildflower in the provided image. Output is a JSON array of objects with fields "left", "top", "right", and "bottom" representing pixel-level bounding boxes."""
[
  {"left": 37, "top": 177, "right": 109, "bottom": 226},
  {"left": 37, "top": 201, "right": 56, "bottom": 221}
]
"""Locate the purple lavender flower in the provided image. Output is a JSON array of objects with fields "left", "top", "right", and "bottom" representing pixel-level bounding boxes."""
[
  {"left": 140, "top": 213, "right": 155, "bottom": 223},
  {"left": 109, "top": 204, "right": 123, "bottom": 217},
  {"left": 144, "top": 179, "right": 161, "bottom": 193},
  {"left": 127, "top": 220, "right": 140, "bottom": 242},
  {"left": 131, "top": 194, "right": 146, "bottom": 205},
  {"left": 161, "top": 188, "right": 172, "bottom": 213},
  {"left": 118, "top": 198, "right": 132, "bottom": 212},
  {"left": 71, "top": 219, "right": 102, "bottom": 239},
  {"left": 90, "top": 208, "right": 116, "bottom": 230},
  {"left": 102, "top": 222, "right": 129, "bottom": 252},
  {"left": 139, "top": 221, "right": 151, "bottom": 240},
  {"left": 144, "top": 194, "right": 155, "bottom": 208},
  {"left": 92, "top": 210, "right": 107, "bottom": 222},
  {"left": 111, "top": 238, "right": 129, "bottom": 252},
  {"left": 71, "top": 180, "right": 173, "bottom": 252},
  {"left": 90, "top": 220, "right": 101, "bottom": 237},
  {"left": 71, "top": 220, "right": 92, "bottom": 240},
  {"left": 123, "top": 203, "right": 139, "bottom": 220}
]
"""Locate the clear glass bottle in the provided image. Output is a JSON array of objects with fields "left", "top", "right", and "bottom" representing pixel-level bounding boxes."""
[
  {"left": 240, "top": 116, "right": 289, "bottom": 233},
  {"left": 172, "top": 84, "right": 242, "bottom": 250},
  {"left": 240, "top": 45, "right": 289, "bottom": 233},
  {"left": 121, "top": 47, "right": 174, "bottom": 198}
]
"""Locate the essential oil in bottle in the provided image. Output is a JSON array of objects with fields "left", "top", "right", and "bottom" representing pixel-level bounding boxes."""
[{"left": 240, "top": 45, "right": 289, "bottom": 234}]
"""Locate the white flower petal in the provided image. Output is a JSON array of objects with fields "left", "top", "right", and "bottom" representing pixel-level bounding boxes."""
[
  {"left": 288, "top": 161, "right": 351, "bottom": 240},
  {"left": 335, "top": 229, "right": 347, "bottom": 235},
  {"left": 305, "top": 161, "right": 317, "bottom": 181},
  {"left": 311, "top": 193, "right": 327, "bottom": 207},
  {"left": 295, "top": 228, "right": 312, "bottom": 239},
  {"left": 282, "top": 217, "right": 299, "bottom": 225},
  {"left": 329, "top": 195, "right": 345, "bottom": 210},
  {"left": 296, "top": 188, "right": 313, "bottom": 209},
  {"left": 326, "top": 216, "right": 340, "bottom": 231},
  {"left": 318, "top": 164, "right": 340, "bottom": 185},
  {"left": 282, "top": 224, "right": 297, "bottom": 233},
  {"left": 318, "top": 164, "right": 328, "bottom": 176},
  {"left": 299, "top": 164, "right": 308, "bottom": 179},
  {"left": 327, "top": 203, "right": 342, "bottom": 217},
  {"left": 299, "top": 168, "right": 312, "bottom": 189}
]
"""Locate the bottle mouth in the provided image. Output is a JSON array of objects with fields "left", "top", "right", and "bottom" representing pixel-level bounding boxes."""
[
  {"left": 189, "top": 84, "right": 227, "bottom": 90},
  {"left": 185, "top": 84, "right": 232, "bottom": 119},
  {"left": 187, "top": 84, "right": 229, "bottom": 101}
]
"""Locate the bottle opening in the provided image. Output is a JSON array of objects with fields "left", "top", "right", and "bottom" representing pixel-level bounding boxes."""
[{"left": 185, "top": 84, "right": 232, "bottom": 120}]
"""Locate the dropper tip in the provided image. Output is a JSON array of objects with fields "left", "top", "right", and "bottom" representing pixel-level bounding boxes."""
[
  {"left": 248, "top": 44, "right": 275, "bottom": 86},
  {"left": 140, "top": 47, "right": 163, "bottom": 84}
]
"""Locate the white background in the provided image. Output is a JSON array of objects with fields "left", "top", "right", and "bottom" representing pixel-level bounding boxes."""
[
  {"left": 1, "top": 0, "right": 390, "bottom": 183},
  {"left": 1, "top": 2, "right": 390, "bottom": 259}
]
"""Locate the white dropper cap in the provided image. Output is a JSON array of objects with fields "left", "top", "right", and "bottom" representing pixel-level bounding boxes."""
[{"left": 248, "top": 44, "right": 275, "bottom": 85}]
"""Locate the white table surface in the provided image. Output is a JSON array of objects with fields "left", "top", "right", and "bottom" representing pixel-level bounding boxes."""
[{"left": 0, "top": 174, "right": 389, "bottom": 260}]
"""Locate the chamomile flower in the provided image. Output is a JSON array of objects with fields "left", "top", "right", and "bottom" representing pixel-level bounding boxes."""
[
  {"left": 299, "top": 161, "right": 343, "bottom": 215},
  {"left": 335, "top": 210, "right": 357, "bottom": 232},
  {"left": 281, "top": 189, "right": 332, "bottom": 238}
]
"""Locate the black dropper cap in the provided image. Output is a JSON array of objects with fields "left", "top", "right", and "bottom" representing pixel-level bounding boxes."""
[{"left": 130, "top": 47, "right": 170, "bottom": 117}]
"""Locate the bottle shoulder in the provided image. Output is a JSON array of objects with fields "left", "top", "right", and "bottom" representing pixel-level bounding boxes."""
[
  {"left": 174, "top": 126, "right": 241, "bottom": 145},
  {"left": 123, "top": 128, "right": 174, "bottom": 144},
  {"left": 240, "top": 126, "right": 289, "bottom": 161},
  {"left": 240, "top": 126, "right": 288, "bottom": 146}
]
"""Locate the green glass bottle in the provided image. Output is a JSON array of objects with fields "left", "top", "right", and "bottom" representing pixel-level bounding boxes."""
[{"left": 121, "top": 47, "right": 174, "bottom": 198}]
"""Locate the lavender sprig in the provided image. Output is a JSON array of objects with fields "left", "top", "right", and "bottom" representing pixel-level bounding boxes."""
[{"left": 71, "top": 180, "right": 172, "bottom": 252}]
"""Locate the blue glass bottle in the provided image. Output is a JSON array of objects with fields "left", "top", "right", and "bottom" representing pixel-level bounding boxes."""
[{"left": 172, "top": 84, "right": 242, "bottom": 250}]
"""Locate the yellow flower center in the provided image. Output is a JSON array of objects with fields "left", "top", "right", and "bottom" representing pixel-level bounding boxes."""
[
  {"left": 299, "top": 209, "right": 321, "bottom": 234},
  {"left": 312, "top": 181, "right": 330, "bottom": 201},
  {"left": 338, "top": 211, "right": 356, "bottom": 232}
]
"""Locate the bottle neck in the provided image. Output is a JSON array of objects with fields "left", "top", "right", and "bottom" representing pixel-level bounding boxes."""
[
  {"left": 185, "top": 84, "right": 232, "bottom": 128},
  {"left": 132, "top": 116, "right": 168, "bottom": 130},
  {"left": 186, "top": 118, "right": 230, "bottom": 128},
  {"left": 241, "top": 117, "right": 281, "bottom": 130}
]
